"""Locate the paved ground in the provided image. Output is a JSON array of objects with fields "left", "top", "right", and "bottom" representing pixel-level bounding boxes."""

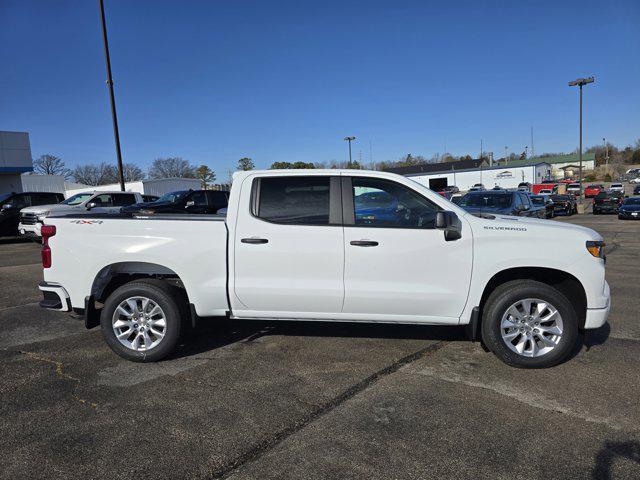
[{"left": 0, "top": 212, "right": 638, "bottom": 480}]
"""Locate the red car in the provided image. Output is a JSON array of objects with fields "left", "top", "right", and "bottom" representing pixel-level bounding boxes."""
[{"left": 584, "top": 184, "right": 604, "bottom": 198}]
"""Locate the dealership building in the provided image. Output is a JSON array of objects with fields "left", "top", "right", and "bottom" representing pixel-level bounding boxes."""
[
  {"left": 0, "top": 131, "right": 33, "bottom": 193},
  {"left": 386, "top": 158, "right": 552, "bottom": 191}
]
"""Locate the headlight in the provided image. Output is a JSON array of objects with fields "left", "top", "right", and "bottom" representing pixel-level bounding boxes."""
[{"left": 586, "top": 240, "right": 606, "bottom": 260}]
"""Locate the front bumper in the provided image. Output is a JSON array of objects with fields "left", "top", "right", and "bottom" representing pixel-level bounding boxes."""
[
  {"left": 38, "top": 282, "right": 72, "bottom": 311},
  {"left": 618, "top": 211, "right": 640, "bottom": 219},
  {"left": 18, "top": 222, "right": 41, "bottom": 236},
  {"left": 584, "top": 281, "right": 610, "bottom": 329}
]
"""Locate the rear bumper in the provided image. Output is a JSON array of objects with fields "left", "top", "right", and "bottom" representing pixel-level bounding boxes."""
[
  {"left": 584, "top": 281, "right": 610, "bottom": 329},
  {"left": 38, "top": 282, "right": 71, "bottom": 311}
]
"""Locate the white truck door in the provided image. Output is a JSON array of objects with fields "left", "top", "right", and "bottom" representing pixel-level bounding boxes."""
[
  {"left": 341, "top": 176, "right": 472, "bottom": 323},
  {"left": 233, "top": 175, "right": 344, "bottom": 317}
]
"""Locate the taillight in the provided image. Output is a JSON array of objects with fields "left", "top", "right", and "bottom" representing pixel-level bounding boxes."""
[{"left": 41, "top": 225, "right": 56, "bottom": 268}]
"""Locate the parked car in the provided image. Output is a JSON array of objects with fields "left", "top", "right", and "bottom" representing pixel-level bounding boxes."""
[
  {"left": 443, "top": 185, "right": 459, "bottom": 194},
  {"left": 584, "top": 184, "right": 604, "bottom": 198},
  {"left": 592, "top": 192, "right": 622, "bottom": 215},
  {"left": 517, "top": 182, "right": 531, "bottom": 192},
  {"left": 550, "top": 194, "right": 577, "bottom": 216},
  {"left": 37, "top": 169, "right": 610, "bottom": 368},
  {"left": 618, "top": 197, "right": 640, "bottom": 220},
  {"left": 0, "top": 192, "right": 65, "bottom": 236},
  {"left": 538, "top": 188, "right": 553, "bottom": 195},
  {"left": 633, "top": 185, "right": 640, "bottom": 195},
  {"left": 630, "top": 177, "right": 640, "bottom": 184},
  {"left": 531, "top": 183, "right": 558, "bottom": 195},
  {"left": 122, "top": 189, "right": 229, "bottom": 215},
  {"left": 19, "top": 191, "right": 143, "bottom": 236},
  {"left": 608, "top": 183, "right": 625, "bottom": 195},
  {"left": 468, "top": 183, "right": 485, "bottom": 192},
  {"left": 457, "top": 191, "right": 543, "bottom": 218},
  {"left": 530, "top": 195, "right": 554, "bottom": 218},
  {"left": 566, "top": 183, "right": 582, "bottom": 196}
]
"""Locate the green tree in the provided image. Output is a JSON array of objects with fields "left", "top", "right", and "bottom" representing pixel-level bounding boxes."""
[
  {"left": 346, "top": 160, "right": 363, "bottom": 169},
  {"left": 196, "top": 165, "right": 216, "bottom": 189},
  {"left": 270, "top": 161, "right": 292, "bottom": 169},
  {"left": 237, "top": 157, "right": 255, "bottom": 171}
]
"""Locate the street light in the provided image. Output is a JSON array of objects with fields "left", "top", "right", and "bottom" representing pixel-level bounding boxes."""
[
  {"left": 568, "top": 76, "right": 595, "bottom": 184},
  {"left": 344, "top": 136, "right": 356, "bottom": 165},
  {"left": 99, "top": 0, "right": 126, "bottom": 191}
]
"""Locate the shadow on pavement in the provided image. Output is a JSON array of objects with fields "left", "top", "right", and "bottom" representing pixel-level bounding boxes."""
[
  {"left": 592, "top": 440, "right": 640, "bottom": 479},
  {"left": 169, "top": 318, "right": 466, "bottom": 360},
  {"left": 0, "top": 236, "right": 39, "bottom": 245}
]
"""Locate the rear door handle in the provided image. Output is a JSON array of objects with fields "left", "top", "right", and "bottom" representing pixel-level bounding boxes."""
[
  {"left": 350, "top": 240, "right": 379, "bottom": 247},
  {"left": 241, "top": 238, "right": 269, "bottom": 244}
]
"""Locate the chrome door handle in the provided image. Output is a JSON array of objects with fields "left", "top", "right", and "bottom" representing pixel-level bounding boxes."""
[{"left": 350, "top": 240, "right": 379, "bottom": 247}]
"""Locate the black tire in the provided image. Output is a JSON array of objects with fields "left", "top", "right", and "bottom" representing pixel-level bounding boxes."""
[
  {"left": 100, "top": 279, "right": 186, "bottom": 362},
  {"left": 481, "top": 280, "right": 579, "bottom": 368}
]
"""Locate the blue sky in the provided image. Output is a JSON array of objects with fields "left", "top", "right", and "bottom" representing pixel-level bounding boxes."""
[{"left": 1, "top": 0, "right": 638, "bottom": 178}]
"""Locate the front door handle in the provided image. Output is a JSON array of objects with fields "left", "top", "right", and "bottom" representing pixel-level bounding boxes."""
[
  {"left": 350, "top": 240, "right": 379, "bottom": 247},
  {"left": 241, "top": 238, "right": 269, "bottom": 244}
]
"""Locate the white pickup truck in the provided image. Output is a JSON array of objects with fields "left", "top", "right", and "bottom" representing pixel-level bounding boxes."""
[{"left": 38, "top": 170, "right": 610, "bottom": 368}]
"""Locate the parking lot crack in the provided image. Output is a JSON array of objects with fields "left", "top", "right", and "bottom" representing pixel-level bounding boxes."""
[
  {"left": 208, "top": 340, "right": 448, "bottom": 479},
  {"left": 19, "top": 350, "right": 98, "bottom": 409}
]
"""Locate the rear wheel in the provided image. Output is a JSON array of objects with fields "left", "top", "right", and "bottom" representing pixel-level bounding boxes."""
[
  {"left": 481, "top": 280, "right": 578, "bottom": 368},
  {"left": 100, "top": 279, "right": 185, "bottom": 362}
]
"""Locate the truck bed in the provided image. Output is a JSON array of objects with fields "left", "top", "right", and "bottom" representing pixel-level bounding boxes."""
[{"left": 43, "top": 214, "right": 229, "bottom": 317}]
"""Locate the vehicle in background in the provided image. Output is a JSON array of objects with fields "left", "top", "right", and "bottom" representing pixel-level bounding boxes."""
[
  {"left": 530, "top": 195, "right": 554, "bottom": 218},
  {"left": 142, "top": 194, "right": 160, "bottom": 202},
  {"left": 608, "top": 183, "right": 624, "bottom": 195},
  {"left": 468, "top": 183, "right": 485, "bottom": 191},
  {"left": 618, "top": 197, "right": 640, "bottom": 220},
  {"left": 450, "top": 194, "right": 464, "bottom": 205},
  {"left": 630, "top": 177, "right": 640, "bottom": 184},
  {"left": 592, "top": 192, "right": 622, "bottom": 215},
  {"left": 517, "top": 182, "right": 531, "bottom": 192},
  {"left": 121, "top": 189, "right": 229, "bottom": 215},
  {"left": 538, "top": 188, "right": 553, "bottom": 195},
  {"left": 37, "top": 169, "right": 610, "bottom": 368},
  {"left": 443, "top": 185, "right": 459, "bottom": 194},
  {"left": 584, "top": 184, "right": 604, "bottom": 198},
  {"left": 436, "top": 190, "right": 452, "bottom": 199},
  {"left": 19, "top": 191, "right": 143, "bottom": 236},
  {"left": 0, "top": 192, "right": 65, "bottom": 237},
  {"left": 566, "top": 183, "right": 582, "bottom": 196},
  {"left": 491, "top": 185, "right": 503, "bottom": 191},
  {"left": 531, "top": 183, "right": 558, "bottom": 195},
  {"left": 457, "top": 191, "right": 544, "bottom": 218},
  {"left": 550, "top": 194, "right": 577, "bottom": 216},
  {"left": 634, "top": 185, "right": 640, "bottom": 195}
]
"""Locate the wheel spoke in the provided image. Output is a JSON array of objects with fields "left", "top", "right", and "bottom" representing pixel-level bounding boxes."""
[
  {"left": 126, "top": 298, "right": 139, "bottom": 314},
  {"left": 537, "top": 334, "right": 557, "bottom": 347},
  {"left": 506, "top": 306, "right": 522, "bottom": 322},
  {"left": 501, "top": 317, "right": 518, "bottom": 329},
  {"left": 117, "top": 328, "right": 133, "bottom": 340},
  {"left": 141, "top": 298, "right": 151, "bottom": 313},
  {"left": 520, "top": 299, "right": 532, "bottom": 316},
  {"left": 142, "top": 331, "right": 153, "bottom": 349},
  {"left": 533, "top": 302, "right": 548, "bottom": 319},
  {"left": 116, "top": 305, "right": 132, "bottom": 317},
  {"left": 538, "top": 324, "right": 562, "bottom": 336},
  {"left": 514, "top": 336, "right": 527, "bottom": 354},
  {"left": 131, "top": 332, "right": 142, "bottom": 349},
  {"left": 148, "top": 305, "right": 162, "bottom": 318},
  {"left": 502, "top": 329, "right": 520, "bottom": 341},
  {"left": 540, "top": 309, "right": 559, "bottom": 323},
  {"left": 149, "top": 326, "right": 165, "bottom": 338},
  {"left": 528, "top": 338, "right": 539, "bottom": 357},
  {"left": 113, "top": 319, "right": 132, "bottom": 329}
]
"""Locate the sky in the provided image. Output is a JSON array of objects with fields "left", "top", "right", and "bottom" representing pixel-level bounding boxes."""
[{"left": 1, "top": 0, "right": 639, "bottom": 179}]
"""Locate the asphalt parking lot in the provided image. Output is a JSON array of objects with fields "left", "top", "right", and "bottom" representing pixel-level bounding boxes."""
[{"left": 0, "top": 212, "right": 638, "bottom": 480}]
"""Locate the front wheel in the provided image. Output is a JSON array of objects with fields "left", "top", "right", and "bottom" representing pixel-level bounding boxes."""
[
  {"left": 481, "top": 280, "right": 578, "bottom": 368},
  {"left": 100, "top": 279, "right": 185, "bottom": 362}
]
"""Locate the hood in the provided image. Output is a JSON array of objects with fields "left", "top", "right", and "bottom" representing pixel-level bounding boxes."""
[
  {"left": 20, "top": 203, "right": 79, "bottom": 215},
  {"left": 620, "top": 204, "right": 640, "bottom": 212},
  {"left": 470, "top": 213, "right": 602, "bottom": 241}
]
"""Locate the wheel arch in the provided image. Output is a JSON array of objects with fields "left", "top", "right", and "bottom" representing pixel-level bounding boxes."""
[{"left": 477, "top": 267, "right": 588, "bottom": 332}]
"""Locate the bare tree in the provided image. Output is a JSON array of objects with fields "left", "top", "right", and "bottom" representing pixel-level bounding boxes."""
[
  {"left": 122, "top": 163, "right": 145, "bottom": 182},
  {"left": 33, "top": 154, "right": 71, "bottom": 179},
  {"left": 72, "top": 163, "right": 118, "bottom": 186},
  {"left": 149, "top": 157, "right": 196, "bottom": 179}
]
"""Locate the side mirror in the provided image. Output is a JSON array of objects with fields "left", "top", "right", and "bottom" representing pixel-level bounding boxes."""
[
  {"left": 185, "top": 200, "right": 195, "bottom": 208},
  {"left": 86, "top": 202, "right": 97, "bottom": 210},
  {"left": 1, "top": 203, "right": 12, "bottom": 210},
  {"left": 436, "top": 211, "right": 462, "bottom": 241}
]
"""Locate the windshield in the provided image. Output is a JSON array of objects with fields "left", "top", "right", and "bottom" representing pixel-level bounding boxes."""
[
  {"left": 459, "top": 193, "right": 512, "bottom": 208},
  {"left": 551, "top": 195, "right": 570, "bottom": 201},
  {"left": 62, "top": 193, "right": 93, "bottom": 205},
  {"left": 156, "top": 190, "right": 189, "bottom": 203},
  {"left": 623, "top": 198, "right": 640, "bottom": 205},
  {"left": 0, "top": 193, "right": 11, "bottom": 204}
]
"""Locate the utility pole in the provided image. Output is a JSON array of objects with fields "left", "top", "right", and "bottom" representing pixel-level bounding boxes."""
[
  {"left": 530, "top": 126, "right": 535, "bottom": 158},
  {"left": 603, "top": 137, "right": 609, "bottom": 166},
  {"left": 344, "top": 136, "right": 356, "bottom": 165},
  {"left": 480, "top": 139, "right": 483, "bottom": 160},
  {"left": 525, "top": 145, "right": 528, "bottom": 158},
  {"left": 504, "top": 146, "right": 508, "bottom": 163},
  {"left": 99, "top": 0, "right": 125, "bottom": 191},
  {"left": 568, "top": 76, "right": 595, "bottom": 184}
]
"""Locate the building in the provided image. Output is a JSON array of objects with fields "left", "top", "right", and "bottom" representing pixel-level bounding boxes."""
[
  {"left": 385, "top": 158, "right": 551, "bottom": 191},
  {"left": 526, "top": 153, "right": 595, "bottom": 179},
  {"left": 0, "top": 131, "right": 33, "bottom": 193}
]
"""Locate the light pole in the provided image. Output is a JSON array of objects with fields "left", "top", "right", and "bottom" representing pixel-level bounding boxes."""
[
  {"left": 344, "top": 136, "right": 356, "bottom": 165},
  {"left": 568, "top": 76, "right": 595, "bottom": 184},
  {"left": 603, "top": 137, "right": 609, "bottom": 166},
  {"left": 99, "top": 0, "right": 126, "bottom": 191}
]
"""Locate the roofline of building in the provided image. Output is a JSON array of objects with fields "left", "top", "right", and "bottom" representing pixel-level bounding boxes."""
[
  {"left": 401, "top": 161, "right": 550, "bottom": 177},
  {"left": 0, "top": 167, "right": 33, "bottom": 173}
]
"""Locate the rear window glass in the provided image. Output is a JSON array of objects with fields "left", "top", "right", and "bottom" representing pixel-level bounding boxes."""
[{"left": 256, "top": 177, "right": 330, "bottom": 225}]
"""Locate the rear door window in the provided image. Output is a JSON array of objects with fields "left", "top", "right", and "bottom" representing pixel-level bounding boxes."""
[
  {"left": 254, "top": 177, "right": 331, "bottom": 225},
  {"left": 112, "top": 194, "right": 137, "bottom": 206}
]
